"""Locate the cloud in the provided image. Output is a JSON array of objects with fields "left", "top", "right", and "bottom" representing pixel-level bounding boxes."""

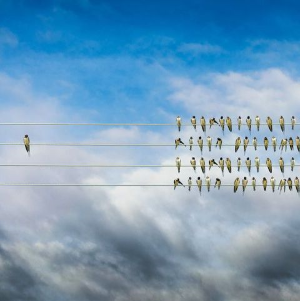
[
  {"left": 0, "top": 28, "right": 18, "bottom": 47},
  {"left": 178, "top": 43, "right": 223, "bottom": 55}
]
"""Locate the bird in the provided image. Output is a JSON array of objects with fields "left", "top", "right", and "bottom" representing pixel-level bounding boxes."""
[
  {"left": 246, "top": 116, "right": 251, "bottom": 133},
  {"left": 226, "top": 158, "right": 232, "bottom": 173},
  {"left": 295, "top": 177, "right": 300, "bottom": 192},
  {"left": 291, "top": 157, "right": 295, "bottom": 172},
  {"left": 255, "top": 116, "right": 260, "bottom": 131},
  {"left": 176, "top": 116, "right": 181, "bottom": 132},
  {"left": 188, "top": 177, "right": 192, "bottom": 191},
  {"left": 226, "top": 117, "right": 232, "bottom": 132},
  {"left": 255, "top": 157, "right": 260, "bottom": 172},
  {"left": 219, "top": 157, "right": 224, "bottom": 175},
  {"left": 23, "top": 134, "right": 30, "bottom": 155},
  {"left": 198, "top": 137, "right": 203, "bottom": 153},
  {"left": 190, "top": 157, "right": 196, "bottom": 171},
  {"left": 235, "top": 137, "right": 241, "bottom": 152},
  {"left": 280, "top": 138, "right": 287, "bottom": 152},
  {"left": 191, "top": 116, "right": 197, "bottom": 130},
  {"left": 189, "top": 136, "right": 194, "bottom": 151},
  {"left": 272, "top": 136, "right": 277, "bottom": 152},
  {"left": 266, "top": 116, "right": 273, "bottom": 132},
  {"left": 206, "top": 176, "right": 211, "bottom": 192},
  {"left": 262, "top": 177, "right": 267, "bottom": 191},
  {"left": 196, "top": 177, "right": 202, "bottom": 193},
  {"left": 209, "top": 117, "right": 218, "bottom": 128},
  {"left": 296, "top": 136, "right": 300, "bottom": 152},
  {"left": 176, "top": 157, "right": 181, "bottom": 173},
  {"left": 278, "top": 179, "right": 286, "bottom": 192},
  {"left": 237, "top": 116, "right": 242, "bottom": 130},
  {"left": 264, "top": 137, "right": 269, "bottom": 150},
  {"left": 175, "top": 138, "right": 185, "bottom": 149},
  {"left": 209, "top": 159, "right": 218, "bottom": 170},
  {"left": 245, "top": 157, "right": 251, "bottom": 175},
  {"left": 279, "top": 157, "right": 284, "bottom": 173},
  {"left": 291, "top": 116, "right": 296, "bottom": 130},
  {"left": 216, "top": 138, "right": 222, "bottom": 149},
  {"left": 242, "top": 177, "right": 248, "bottom": 193},
  {"left": 279, "top": 116, "right": 285, "bottom": 132},
  {"left": 215, "top": 178, "right": 221, "bottom": 190},
  {"left": 174, "top": 178, "right": 184, "bottom": 190},
  {"left": 200, "top": 116, "right": 206, "bottom": 133},
  {"left": 252, "top": 177, "right": 256, "bottom": 191},
  {"left": 234, "top": 177, "right": 240, "bottom": 193},
  {"left": 244, "top": 136, "right": 249, "bottom": 154},
  {"left": 287, "top": 178, "right": 293, "bottom": 191},
  {"left": 270, "top": 176, "right": 276, "bottom": 192},
  {"left": 237, "top": 157, "right": 242, "bottom": 172},
  {"left": 266, "top": 158, "right": 272, "bottom": 173},
  {"left": 207, "top": 136, "right": 212, "bottom": 152},
  {"left": 200, "top": 157, "right": 206, "bottom": 174},
  {"left": 289, "top": 137, "right": 294, "bottom": 150},
  {"left": 253, "top": 137, "right": 258, "bottom": 151},
  {"left": 219, "top": 116, "right": 225, "bottom": 133}
]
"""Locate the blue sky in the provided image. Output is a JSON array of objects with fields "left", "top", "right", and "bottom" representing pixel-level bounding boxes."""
[{"left": 1, "top": 1, "right": 300, "bottom": 301}]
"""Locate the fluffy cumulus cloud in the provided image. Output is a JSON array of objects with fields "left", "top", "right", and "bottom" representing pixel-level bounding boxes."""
[{"left": 0, "top": 68, "right": 300, "bottom": 301}]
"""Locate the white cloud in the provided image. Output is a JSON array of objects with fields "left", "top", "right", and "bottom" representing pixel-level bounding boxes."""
[
  {"left": 178, "top": 43, "right": 223, "bottom": 55},
  {"left": 0, "top": 28, "right": 18, "bottom": 47}
]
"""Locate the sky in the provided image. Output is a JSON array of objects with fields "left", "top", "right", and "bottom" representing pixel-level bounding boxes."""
[{"left": 1, "top": 1, "right": 300, "bottom": 300}]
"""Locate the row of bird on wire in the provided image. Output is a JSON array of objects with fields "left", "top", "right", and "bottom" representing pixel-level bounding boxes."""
[
  {"left": 173, "top": 176, "right": 300, "bottom": 193},
  {"left": 176, "top": 116, "right": 296, "bottom": 133},
  {"left": 175, "top": 136, "right": 300, "bottom": 152},
  {"left": 176, "top": 157, "right": 295, "bottom": 174}
]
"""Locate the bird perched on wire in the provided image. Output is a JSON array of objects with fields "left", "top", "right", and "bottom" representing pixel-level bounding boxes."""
[
  {"left": 234, "top": 177, "right": 240, "bottom": 193},
  {"left": 264, "top": 137, "right": 269, "bottom": 151},
  {"left": 215, "top": 178, "right": 221, "bottom": 190},
  {"left": 191, "top": 116, "right": 197, "bottom": 130},
  {"left": 246, "top": 116, "right": 251, "bottom": 133},
  {"left": 279, "top": 116, "right": 285, "bottom": 132},
  {"left": 209, "top": 117, "right": 218, "bottom": 128},
  {"left": 190, "top": 157, "right": 196, "bottom": 171},
  {"left": 189, "top": 137, "right": 194, "bottom": 151},
  {"left": 237, "top": 116, "right": 242, "bottom": 130},
  {"left": 255, "top": 157, "right": 260, "bottom": 172},
  {"left": 196, "top": 177, "right": 202, "bottom": 193},
  {"left": 216, "top": 137, "right": 222, "bottom": 149},
  {"left": 253, "top": 137, "right": 258, "bottom": 151},
  {"left": 287, "top": 178, "right": 293, "bottom": 191},
  {"left": 252, "top": 177, "right": 256, "bottom": 191},
  {"left": 289, "top": 137, "right": 294, "bottom": 150},
  {"left": 235, "top": 137, "right": 241, "bottom": 152},
  {"left": 209, "top": 159, "right": 218, "bottom": 170},
  {"left": 295, "top": 177, "right": 299, "bottom": 192},
  {"left": 188, "top": 177, "right": 192, "bottom": 191},
  {"left": 206, "top": 176, "right": 211, "bottom": 192},
  {"left": 200, "top": 157, "right": 206, "bottom": 174},
  {"left": 279, "top": 179, "right": 286, "bottom": 192},
  {"left": 266, "top": 158, "right": 272, "bottom": 173},
  {"left": 174, "top": 178, "right": 184, "bottom": 190},
  {"left": 262, "top": 177, "right": 267, "bottom": 191},
  {"left": 291, "top": 116, "right": 296, "bottom": 130},
  {"left": 226, "top": 116, "right": 232, "bottom": 132},
  {"left": 279, "top": 157, "right": 284, "bottom": 173},
  {"left": 270, "top": 176, "right": 276, "bottom": 192},
  {"left": 244, "top": 136, "right": 249, "bottom": 154},
  {"left": 219, "top": 157, "right": 224, "bottom": 175},
  {"left": 296, "top": 136, "right": 300, "bottom": 152},
  {"left": 255, "top": 116, "right": 260, "bottom": 131},
  {"left": 245, "top": 157, "right": 251, "bottom": 175},
  {"left": 197, "top": 137, "right": 203, "bottom": 153},
  {"left": 242, "top": 177, "right": 248, "bottom": 194},
  {"left": 200, "top": 116, "right": 206, "bottom": 133},
  {"left": 23, "top": 134, "right": 30, "bottom": 156},
  {"left": 291, "top": 157, "right": 295, "bottom": 172},
  {"left": 266, "top": 116, "right": 273, "bottom": 132},
  {"left": 272, "top": 136, "right": 277, "bottom": 152},
  {"left": 176, "top": 157, "right": 181, "bottom": 173},
  {"left": 207, "top": 136, "right": 212, "bottom": 152},
  {"left": 176, "top": 116, "right": 181, "bottom": 132},
  {"left": 219, "top": 116, "right": 225, "bottom": 133},
  {"left": 237, "top": 157, "right": 242, "bottom": 172},
  {"left": 175, "top": 138, "right": 186, "bottom": 149},
  {"left": 226, "top": 158, "right": 232, "bottom": 173},
  {"left": 280, "top": 138, "right": 287, "bottom": 152}
]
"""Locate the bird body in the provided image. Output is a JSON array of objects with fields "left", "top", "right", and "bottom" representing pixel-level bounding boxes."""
[
  {"left": 234, "top": 177, "right": 240, "bottom": 193},
  {"left": 270, "top": 177, "right": 275, "bottom": 192},
  {"left": 226, "top": 117, "right": 232, "bottom": 132},
  {"left": 226, "top": 158, "right": 232, "bottom": 173},
  {"left": 23, "top": 135, "right": 30, "bottom": 155},
  {"left": 207, "top": 136, "right": 212, "bottom": 151},
  {"left": 200, "top": 158, "right": 206, "bottom": 174},
  {"left": 176, "top": 157, "right": 181, "bottom": 173},
  {"left": 190, "top": 157, "right": 196, "bottom": 171},
  {"left": 272, "top": 137, "right": 277, "bottom": 152},
  {"left": 176, "top": 116, "right": 181, "bottom": 131},
  {"left": 266, "top": 158, "right": 272, "bottom": 173},
  {"left": 262, "top": 177, "right": 267, "bottom": 191},
  {"left": 215, "top": 178, "right": 221, "bottom": 190},
  {"left": 235, "top": 137, "right": 241, "bottom": 152},
  {"left": 189, "top": 137, "right": 193, "bottom": 151},
  {"left": 255, "top": 157, "right": 260, "bottom": 172},
  {"left": 266, "top": 117, "right": 273, "bottom": 131},
  {"left": 255, "top": 116, "right": 260, "bottom": 131},
  {"left": 198, "top": 137, "right": 203, "bottom": 153},
  {"left": 191, "top": 116, "right": 197, "bottom": 130},
  {"left": 200, "top": 117, "right": 206, "bottom": 133}
]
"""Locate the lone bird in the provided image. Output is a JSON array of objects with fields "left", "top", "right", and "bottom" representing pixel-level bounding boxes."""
[
  {"left": 291, "top": 157, "right": 295, "bottom": 172},
  {"left": 226, "top": 116, "right": 232, "bottom": 132},
  {"left": 291, "top": 116, "right": 296, "bottom": 130},
  {"left": 246, "top": 116, "right": 251, "bottom": 133},
  {"left": 270, "top": 177, "right": 276, "bottom": 192},
  {"left": 262, "top": 177, "right": 267, "bottom": 191},
  {"left": 279, "top": 157, "right": 284, "bottom": 174},
  {"left": 23, "top": 134, "right": 30, "bottom": 156},
  {"left": 207, "top": 136, "right": 212, "bottom": 152},
  {"left": 235, "top": 137, "right": 241, "bottom": 152},
  {"left": 191, "top": 116, "right": 197, "bottom": 130},
  {"left": 266, "top": 158, "right": 272, "bottom": 173},
  {"left": 266, "top": 116, "right": 273, "bottom": 132},
  {"left": 198, "top": 137, "right": 203, "bottom": 153},
  {"left": 280, "top": 138, "right": 287, "bottom": 152},
  {"left": 188, "top": 177, "right": 192, "bottom": 191},
  {"left": 209, "top": 159, "right": 218, "bottom": 170},
  {"left": 175, "top": 138, "right": 186, "bottom": 149},
  {"left": 272, "top": 136, "right": 277, "bottom": 152},
  {"left": 237, "top": 116, "right": 242, "bottom": 130},
  {"left": 190, "top": 157, "right": 197, "bottom": 171},
  {"left": 176, "top": 157, "right": 181, "bottom": 173},
  {"left": 295, "top": 177, "right": 299, "bottom": 192},
  {"left": 287, "top": 178, "right": 293, "bottom": 191},
  {"left": 289, "top": 137, "right": 294, "bottom": 150},
  {"left": 264, "top": 137, "right": 269, "bottom": 151},
  {"left": 255, "top": 116, "right": 260, "bottom": 131},
  {"left": 226, "top": 158, "right": 232, "bottom": 173},
  {"left": 252, "top": 177, "right": 256, "bottom": 191},
  {"left": 200, "top": 157, "right": 206, "bottom": 174},
  {"left": 216, "top": 137, "right": 222, "bottom": 149},
  {"left": 196, "top": 177, "right": 202, "bottom": 193},
  {"left": 189, "top": 136, "right": 194, "bottom": 151},
  {"left": 255, "top": 157, "right": 260, "bottom": 172},
  {"left": 206, "top": 176, "right": 211, "bottom": 192},
  {"left": 253, "top": 137, "right": 258, "bottom": 151},
  {"left": 237, "top": 157, "right": 242, "bottom": 172},
  {"left": 242, "top": 177, "right": 248, "bottom": 193},
  {"left": 244, "top": 136, "right": 249, "bottom": 154},
  {"left": 233, "top": 177, "right": 240, "bottom": 193},
  {"left": 176, "top": 116, "right": 181, "bottom": 132},
  {"left": 296, "top": 136, "right": 300, "bottom": 152},
  {"left": 278, "top": 179, "right": 286, "bottom": 193},
  {"left": 209, "top": 117, "right": 218, "bottom": 128},
  {"left": 279, "top": 116, "right": 285, "bottom": 132},
  {"left": 200, "top": 116, "right": 206, "bottom": 133},
  {"left": 219, "top": 157, "right": 225, "bottom": 175},
  {"left": 219, "top": 116, "right": 225, "bottom": 133},
  {"left": 245, "top": 157, "right": 251, "bottom": 175}
]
